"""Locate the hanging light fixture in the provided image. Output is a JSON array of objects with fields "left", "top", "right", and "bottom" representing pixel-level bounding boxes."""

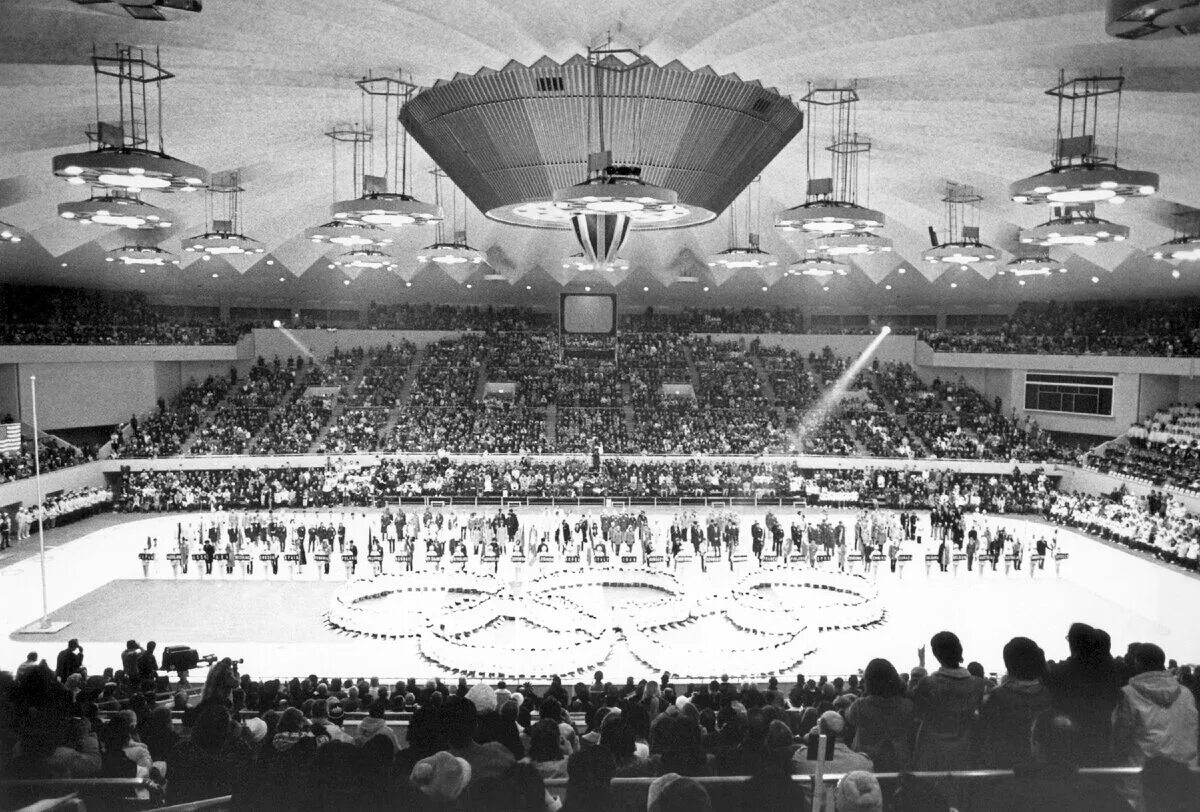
[
  {"left": 330, "top": 249, "right": 398, "bottom": 274},
  {"left": 0, "top": 222, "right": 21, "bottom": 244},
  {"left": 776, "top": 82, "right": 890, "bottom": 256},
  {"left": 999, "top": 252, "right": 1068, "bottom": 277},
  {"left": 329, "top": 73, "right": 441, "bottom": 228},
  {"left": 709, "top": 178, "right": 780, "bottom": 272},
  {"left": 53, "top": 45, "right": 206, "bottom": 194},
  {"left": 1010, "top": 72, "right": 1157, "bottom": 207},
  {"left": 306, "top": 221, "right": 393, "bottom": 249},
  {"left": 923, "top": 183, "right": 998, "bottom": 270},
  {"left": 788, "top": 254, "right": 851, "bottom": 278},
  {"left": 1019, "top": 203, "right": 1129, "bottom": 247},
  {"left": 418, "top": 168, "right": 484, "bottom": 266},
  {"left": 105, "top": 244, "right": 177, "bottom": 266},
  {"left": 58, "top": 191, "right": 173, "bottom": 229},
  {"left": 806, "top": 232, "right": 893, "bottom": 257},
  {"left": 561, "top": 253, "right": 631, "bottom": 273},
  {"left": 1107, "top": 0, "right": 1200, "bottom": 40},
  {"left": 183, "top": 171, "right": 264, "bottom": 258},
  {"left": 1151, "top": 210, "right": 1200, "bottom": 261}
]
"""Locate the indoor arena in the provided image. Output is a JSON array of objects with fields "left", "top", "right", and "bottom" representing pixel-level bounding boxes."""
[{"left": 1, "top": 2, "right": 1199, "bottom": 811}]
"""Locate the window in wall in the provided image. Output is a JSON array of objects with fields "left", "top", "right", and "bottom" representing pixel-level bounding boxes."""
[{"left": 1024, "top": 372, "right": 1114, "bottom": 417}]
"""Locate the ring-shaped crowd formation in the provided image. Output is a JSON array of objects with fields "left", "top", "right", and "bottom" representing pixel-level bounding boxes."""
[{"left": 324, "top": 566, "right": 884, "bottom": 680}]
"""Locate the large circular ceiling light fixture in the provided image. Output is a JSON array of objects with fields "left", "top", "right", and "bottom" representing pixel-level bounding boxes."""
[
  {"left": 1010, "top": 72, "right": 1157, "bottom": 207},
  {"left": 325, "top": 75, "right": 442, "bottom": 231},
  {"left": 1107, "top": 0, "right": 1200, "bottom": 39},
  {"left": 53, "top": 45, "right": 207, "bottom": 194},
  {"left": 1019, "top": 204, "right": 1129, "bottom": 247},
  {"left": 330, "top": 249, "right": 398, "bottom": 272},
  {"left": 923, "top": 184, "right": 999, "bottom": 270},
  {"left": 306, "top": 221, "right": 393, "bottom": 249},
  {"left": 788, "top": 255, "right": 851, "bottom": 277},
  {"left": 105, "top": 244, "right": 176, "bottom": 266},
  {"left": 999, "top": 253, "right": 1068, "bottom": 277},
  {"left": 417, "top": 169, "right": 486, "bottom": 267},
  {"left": 776, "top": 84, "right": 888, "bottom": 250},
  {"left": 400, "top": 51, "right": 803, "bottom": 234},
  {"left": 183, "top": 172, "right": 265, "bottom": 258},
  {"left": 58, "top": 193, "right": 173, "bottom": 229},
  {"left": 807, "top": 232, "right": 893, "bottom": 256},
  {"left": 562, "top": 253, "right": 630, "bottom": 272}
]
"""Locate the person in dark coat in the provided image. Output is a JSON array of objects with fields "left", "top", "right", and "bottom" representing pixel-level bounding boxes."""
[
  {"left": 977, "top": 637, "right": 1053, "bottom": 769},
  {"left": 55, "top": 639, "right": 84, "bottom": 682},
  {"left": 1043, "top": 623, "right": 1121, "bottom": 767},
  {"left": 166, "top": 705, "right": 253, "bottom": 804}
]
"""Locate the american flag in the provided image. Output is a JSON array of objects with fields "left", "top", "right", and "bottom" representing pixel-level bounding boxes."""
[{"left": 0, "top": 424, "right": 20, "bottom": 456}]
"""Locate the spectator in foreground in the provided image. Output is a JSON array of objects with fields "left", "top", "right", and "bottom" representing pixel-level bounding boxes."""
[
  {"left": 1111, "top": 643, "right": 1199, "bottom": 811},
  {"left": 792, "top": 711, "right": 873, "bottom": 776},
  {"left": 976, "top": 636, "right": 1053, "bottom": 768},
  {"left": 559, "top": 745, "right": 619, "bottom": 812},
  {"left": 1045, "top": 622, "right": 1121, "bottom": 766},
  {"left": 835, "top": 770, "right": 883, "bottom": 812},
  {"left": 911, "top": 631, "right": 986, "bottom": 770},
  {"left": 166, "top": 704, "right": 252, "bottom": 804},
  {"left": 981, "top": 711, "right": 1127, "bottom": 812},
  {"left": 845, "top": 657, "right": 914, "bottom": 771},
  {"left": 646, "top": 772, "right": 712, "bottom": 812}
]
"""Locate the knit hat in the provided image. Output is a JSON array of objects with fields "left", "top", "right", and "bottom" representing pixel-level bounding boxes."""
[
  {"left": 411, "top": 751, "right": 471, "bottom": 802},
  {"left": 819, "top": 710, "right": 845, "bottom": 736},
  {"left": 243, "top": 717, "right": 268, "bottom": 744},
  {"left": 647, "top": 772, "right": 713, "bottom": 812},
  {"left": 835, "top": 771, "right": 883, "bottom": 812},
  {"left": 766, "top": 719, "right": 794, "bottom": 750},
  {"left": 327, "top": 704, "right": 345, "bottom": 723},
  {"left": 465, "top": 682, "right": 497, "bottom": 714}
]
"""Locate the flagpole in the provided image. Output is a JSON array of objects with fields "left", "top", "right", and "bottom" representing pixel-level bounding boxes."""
[
  {"left": 31, "top": 375, "right": 49, "bottom": 629},
  {"left": 19, "top": 375, "right": 69, "bottom": 635}
]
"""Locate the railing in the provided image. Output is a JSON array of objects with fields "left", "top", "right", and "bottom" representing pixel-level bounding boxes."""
[{"left": 54, "top": 767, "right": 1200, "bottom": 812}]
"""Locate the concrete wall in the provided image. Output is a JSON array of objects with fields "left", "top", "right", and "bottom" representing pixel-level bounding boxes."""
[
  {"left": 17, "top": 361, "right": 160, "bottom": 431},
  {"left": 702, "top": 333, "right": 917, "bottom": 366},
  {"left": 247, "top": 329, "right": 466, "bottom": 363},
  {"left": 0, "top": 461, "right": 107, "bottom": 508}
]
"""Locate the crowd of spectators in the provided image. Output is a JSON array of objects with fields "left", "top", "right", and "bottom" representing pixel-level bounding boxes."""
[
  {"left": 0, "top": 285, "right": 244, "bottom": 345},
  {"left": 1050, "top": 486, "right": 1200, "bottom": 572},
  {"left": 114, "top": 460, "right": 1058, "bottom": 512},
  {"left": 3, "top": 623, "right": 1196, "bottom": 811},
  {"left": 923, "top": 299, "right": 1200, "bottom": 358},
  {"left": 366, "top": 303, "right": 552, "bottom": 332},
  {"left": 189, "top": 358, "right": 303, "bottom": 456},
  {"left": 0, "top": 434, "right": 90, "bottom": 484}
]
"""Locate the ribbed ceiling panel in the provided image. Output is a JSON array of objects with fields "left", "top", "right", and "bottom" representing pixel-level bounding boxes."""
[{"left": 400, "top": 58, "right": 804, "bottom": 228}]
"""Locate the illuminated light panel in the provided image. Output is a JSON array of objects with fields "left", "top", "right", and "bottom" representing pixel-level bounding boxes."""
[
  {"left": 706, "top": 246, "right": 780, "bottom": 270},
  {"left": 1005, "top": 254, "right": 1067, "bottom": 276},
  {"left": 1010, "top": 165, "right": 1158, "bottom": 205},
  {"left": 416, "top": 242, "right": 484, "bottom": 266},
  {"left": 807, "top": 231, "right": 893, "bottom": 256},
  {"left": 1019, "top": 211, "right": 1130, "bottom": 247},
  {"left": 331, "top": 249, "right": 398, "bottom": 271},
  {"left": 183, "top": 233, "right": 265, "bottom": 256},
  {"left": 1152, "top": 235, "right": 1200, "bottom": 262},
  {"left": 0, "top": 223, "right": 21, "bottom": 244},
  {"left": 52, "top": 149, "right": 208, "bottom": 193},
  {"left": 105, "top": 244, "right": 175, "bottom": 266},
  {"left": 306, "top": 221, "right": 394, "bottom": 248},
  {"left": 922, "top": 242, "right": 998, "bottom": 266},
  {"left": 775, "top": 202, "right": 886, "bottom": 233},
  {"left": 539, "top": 172, "right": 704, "bottom": 228},
  {"left": 331, "top": 193, "right": 443, "bottom": 227},
  {"left": 787, "top": 257, "right": 851, "bottom": 278},
  {"left": 57, "top": 194, "right": 173, "bottom": 230},
  {"left": 561, "top": 253, "right": 630, "bottom": 272}
]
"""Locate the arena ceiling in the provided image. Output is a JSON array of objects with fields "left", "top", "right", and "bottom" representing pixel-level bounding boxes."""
[{"left": 1, "top": 0, "right": 1199, "bottom": 312}]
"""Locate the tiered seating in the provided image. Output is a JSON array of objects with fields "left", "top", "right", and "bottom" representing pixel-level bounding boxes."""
[
  {"left": 189, "top": 359, "right": 301, "bottom": 455},
  {"left": 924, "top": 298, "right": 1200, "bottom": 357},
  {"left": 113, "top": 375, "right": 231, "bottom": 458}
]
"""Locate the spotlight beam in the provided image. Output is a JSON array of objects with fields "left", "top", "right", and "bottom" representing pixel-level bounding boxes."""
[{"left": 793, "top": 326, "right": 891, "bottom": 450}]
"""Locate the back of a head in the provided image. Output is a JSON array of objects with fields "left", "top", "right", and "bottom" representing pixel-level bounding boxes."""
[
  {"left": 598, "top": 715, "right": 635, "bottom": 762},
  {"left": 469, "top": 762, "right": 546, "bottom": 812},
  {"left": 1066, "top": 622, "right": 1095, "bottom": 659},
  {"left": 1002, "top": 637, "right": 1047, "bottom": 681},
  {"left": 1031, "top": 710, "right": 1079, "bottom": 767},
  {"left": 442, "top": 695, "right": 478, "bottom": 748},
  {"left": 528, "top": 718, "right": 564, "bottom": 762},
  {"left": 930, "top": 631, "right": 963, "bottom": 668},
  {"left": 647, "top": 773, "right": 712, "bottom": 812},
  {"left": 1135, "top": 642, "right": 1167, "bottom": 674},
  {"left": 192, "top": 704, "right": 232, "bottom": 751},
  {"left": 862, "top": 658, "right": 903, "bottom": 698},
  {"left": 567, "top": 744, "right": 616, "bottom": 790},
  {"left": 835, "top": 770, "right": 883, "bottom": 812}
]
